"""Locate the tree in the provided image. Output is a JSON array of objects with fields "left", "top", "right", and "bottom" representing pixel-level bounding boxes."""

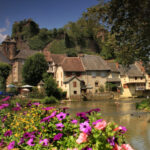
[
  {"left": 0, "top": 63, "right": 11, "bottom": 91},
  {"left": 84, "top": 0, "right": 150, "bottom": 65},
  {"left": 22, "top": 53, "right": 48, "bottom": 86},
  {"left": 43, "top": 74, "right": 63, "bottom": 99}
]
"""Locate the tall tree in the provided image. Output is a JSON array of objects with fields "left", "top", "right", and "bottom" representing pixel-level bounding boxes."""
[
  {"left": 0, "top": 63, "right": 11, "bottom": 91},
  {"left": 85, "top": 0, "right": 150, "bottom": 65},
  {"left": 22, "top": 53, "right": 48, "bottom": 86}
]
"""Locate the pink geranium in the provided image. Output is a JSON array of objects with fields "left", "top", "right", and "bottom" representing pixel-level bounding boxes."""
[
  {"left": 112, "top": 144, "right": 122, "bottom": 150},
  {"left": 94, "top": 120, "right": 107, "bottom": 130},
  {"left": 122, "top": 144, "right": 134, "bottom": 150},
  {"left": 76, "top": 132, "right": 88, "bottom": 144}
]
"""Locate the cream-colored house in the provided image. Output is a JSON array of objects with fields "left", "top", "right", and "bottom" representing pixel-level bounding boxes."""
[
  {"left": 106, "top": 62, "right": 121, "bottom": 91},
  {"left": 55, "top": 57, "right": 85, "bottom": 98},
  {"left": 119, "top": 64, "right": 145, "bottom": 98}
]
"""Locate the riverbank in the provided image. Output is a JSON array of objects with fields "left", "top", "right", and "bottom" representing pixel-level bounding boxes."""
[{"left": 136, "top": 99, "right": 150, "bottom": 111}]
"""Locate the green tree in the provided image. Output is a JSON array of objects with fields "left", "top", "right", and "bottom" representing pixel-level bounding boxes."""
[
  {"left": 43, "top": 74, "right": 63, "bottom": 99},
  {"left": 22, "top": 53, "right": 48, "bottom": 86},
  {"left": 0, "top": 63, "right": 11, "bottom": 91},
  {"left": 86, "top": 0, "right": 150, "bottom": 65}
]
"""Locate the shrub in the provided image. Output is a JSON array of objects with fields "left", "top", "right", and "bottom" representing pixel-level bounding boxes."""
[
  {"left": 0, "top": 98, "right": 134, "bottom": 150},
  {"left": 43, "top": 96, "right": 58, "bottom": 104}
]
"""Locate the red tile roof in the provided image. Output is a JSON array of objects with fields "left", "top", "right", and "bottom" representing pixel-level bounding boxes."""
[
  {"left": 62, "top": 57, "right": 85, "bottom": 72},
  {"left": 51, "top": 54, "right": 66, "bottom": 65}
]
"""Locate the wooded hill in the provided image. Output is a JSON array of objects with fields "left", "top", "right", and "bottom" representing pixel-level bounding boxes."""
[{"left": 10, "top": 0, "right": 150, "bottom": 65}]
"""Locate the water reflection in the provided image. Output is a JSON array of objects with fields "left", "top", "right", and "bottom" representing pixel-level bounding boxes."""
[{"left": 59, "top": 100, "right": 150, "bottom": 150}]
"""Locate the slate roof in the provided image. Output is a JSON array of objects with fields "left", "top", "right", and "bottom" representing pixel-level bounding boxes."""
[
  {"left": 62, "top": 57, "right": 85, "bottom": 72},
  {"left": 80, "top": 55, "right": 110, "bottom": 71},
  {"left": 63, "top": 76, "right": 81, "bottom": 83},
  {"left": 0, "top": 51, "right": 11, "bottom": 64},
  {"left": 106, "top": 77, "right": 121, "bottom": 82},
  {"left": 51, "top": 54, "right": 66, "bottom": 65},
  {"left": 107, "top": 62, "right": 119, "bottom": 73},
  {"left": 13, "top": 49, "right": 38, "bottom": 60},
  {"left": 119, "top": 64, "right": 144, "bottom": 77}
]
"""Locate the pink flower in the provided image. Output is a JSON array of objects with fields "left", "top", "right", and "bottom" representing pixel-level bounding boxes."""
[
  {"left": 121, "top": 144, "right": 134, "bottom": 150},
  {"left": 94, "top": 120, "right": 107, "bottom": 130},
  {"left": 112, "top": 144, "right": 122, "bottom": 150},
  {"left": 76, "top": 132, "right": 88, "bottom": 144}
]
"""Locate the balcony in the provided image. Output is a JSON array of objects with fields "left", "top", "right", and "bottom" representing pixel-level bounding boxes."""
[
  {"left": 135, "top": 86, "right": 145, "bottom": 91},
  {"left": 125, "top": 78, "right": 146, "bottom": 84}
]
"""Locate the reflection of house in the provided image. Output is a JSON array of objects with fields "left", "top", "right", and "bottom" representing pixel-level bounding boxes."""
[
  {"left": 79, "top": 55, "right": 110, "bottom": 94},
  {"left": 119, "top": 64, "right": 145, "bottom": 97}
]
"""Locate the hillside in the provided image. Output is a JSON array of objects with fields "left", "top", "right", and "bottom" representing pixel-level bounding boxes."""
[{"left": 10, "top": 18, "right": 117, "bottom": 59}]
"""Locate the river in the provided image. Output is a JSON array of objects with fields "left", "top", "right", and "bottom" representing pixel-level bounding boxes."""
[{"left": 58, "top": 99, "right": 150, "bottom": 150}]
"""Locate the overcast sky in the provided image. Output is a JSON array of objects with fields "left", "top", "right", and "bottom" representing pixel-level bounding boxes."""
[{"left": 0, "top": 0, "right": 99, "bottom": 43}]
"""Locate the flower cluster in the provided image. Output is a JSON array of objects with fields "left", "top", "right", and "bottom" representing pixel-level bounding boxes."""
[{"left": 0, "top": 97, "right": 134, "bottom": 150}]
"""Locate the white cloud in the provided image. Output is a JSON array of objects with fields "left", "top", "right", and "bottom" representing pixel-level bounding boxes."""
[
  {"left": 0, "top": 33, "right": 7, "bottom": 43},
  {"left": 0, "top": 28, "right": 7, "bottom": 33},
  {"left": 5, "top": 18, "right": 10, "bottom": 28},
  {"left": 0, "top": 18, "right": 10, "bottom": 43}
]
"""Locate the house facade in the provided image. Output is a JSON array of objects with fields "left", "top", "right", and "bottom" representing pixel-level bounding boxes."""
[{"left": 119, "top": 64, "right": 145, "bottom": 97}]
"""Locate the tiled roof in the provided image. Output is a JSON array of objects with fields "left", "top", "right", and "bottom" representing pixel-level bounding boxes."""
[
  {"left": 80, "top": 55, "right": 110, "bottom": 71},
  {"left": 43, "top": 50, "right": 52, "bottom": 62},
  {"left": 14, "top": 49, "right": 38, "bottom": 60},
  {"left": 64, "top": 76, "right": 81, "bottom": 83},
  {"left": 62, "top": 57, "right": 85, "bottom": 72},
  {"left": 107, "top": 62, "right": 119, "bottom": 72},
  {"left": 51, "top": 54, "right": 66, "bottom": 65},
  {"left": 0, "top": 51, "right": 11, "bottom": 64},
  {"left": 106, "top": 78, "right": 121, "bottom": 82},
  {"left": 119, "top": 64, "right": 144, "bottom": 77}
]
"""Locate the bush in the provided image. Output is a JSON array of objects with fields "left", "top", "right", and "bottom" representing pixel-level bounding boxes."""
[
  {"left": 0, "top": 101, "right": 134, "bottom": 150},
  {"left": 28, "top": 87, "right": 46, "bottom": 99},
  {"left": 43, "top": 96, "right": 58, "bottom": 104}
]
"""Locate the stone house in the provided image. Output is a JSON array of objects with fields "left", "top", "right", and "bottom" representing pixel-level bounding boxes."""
[
  {"left": 79, "top": 54, "right": 110, "bottom": 94},
  {"left": 0, "top": 36, "right": 38, "bottom": 85}
]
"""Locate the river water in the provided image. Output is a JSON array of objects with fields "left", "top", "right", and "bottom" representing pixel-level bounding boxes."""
[{"left": 58, "top": 99, "right": 150, "bottom": 150}]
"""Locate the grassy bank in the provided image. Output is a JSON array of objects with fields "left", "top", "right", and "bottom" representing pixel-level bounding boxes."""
[{"left": 136, "top": 99, "right": 150, "bottom": 111}]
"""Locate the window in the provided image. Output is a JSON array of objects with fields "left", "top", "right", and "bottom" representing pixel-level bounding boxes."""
[
  {"left": 135, "top": 77, "right": 137, "bottom": 80},
  {"left": 61, "top": 81, "right": 63, "bottom": 86},
  {"left": 73, "top": 81, "right": 77, "bottom": 87},
  {"left": 95, "top": 81, "right": 99, "bottom": 87},
  {"left": 141, "top": 77, "right": 143, "bottom": 80},
  {"left": 92, "top": 72, "right": 96, "bottom": 78},
  {"left": 74, "top": 91, "right": 77, "bottom": 94}
]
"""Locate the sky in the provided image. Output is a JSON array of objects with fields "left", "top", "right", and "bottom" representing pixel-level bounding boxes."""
[{"left": 0, "top": 0, "right": 99, "bottom": 43}]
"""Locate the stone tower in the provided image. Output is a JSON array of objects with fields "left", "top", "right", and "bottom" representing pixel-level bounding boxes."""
[{"left": 2, "top": 35, "right": 17, "bottom": 60}]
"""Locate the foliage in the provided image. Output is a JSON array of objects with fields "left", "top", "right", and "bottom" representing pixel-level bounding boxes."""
[
  {"left": 43, "top": 74, "right": 64, "bottom": 100},
  {"left": 28, "top": 87, "right": 46, "bottom": 99},
  {"left": 85, "top": 0, "right": 150, "bottom": 65},
  {"left": 12, "top": 19, "right": 39, "bottom": 40},
  {"left": 99, "top": 85, "right": 105, "bottom": 93},
  {"left": 28, "top": 28, "right": 52, "bottom": 50},
  {"left": 22, "top": 53, "right": 48, "bottom": 86},
  {"left": 136, "top": 99, "right": 150, "bottom": 111},
  {"left": 0, "top": 99, "right": 133, "bottom": 150},
  {"left": 43, "top": 96, "right": 58, "bottom": 104},
  {"left": 0, "top": 63, "right": 11, "bottom": 91},
  {"left": 105, "top": 83, "right": 117, "bottom": 92}
]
